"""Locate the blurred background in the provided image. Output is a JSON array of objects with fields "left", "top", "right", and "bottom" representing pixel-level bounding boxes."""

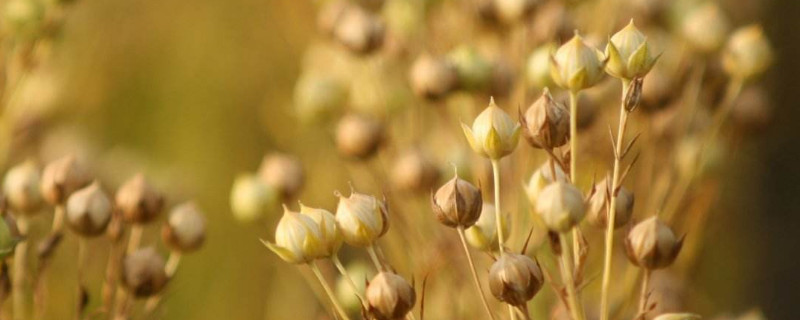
[{"left": 1, "top": 0, "right": 798, "bottom": 319}]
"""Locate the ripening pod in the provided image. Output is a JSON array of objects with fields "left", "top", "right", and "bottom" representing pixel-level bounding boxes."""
[
  {"left": 430, "top": 171, "right": 482, "bottom": 228},
  {"left": 447, "top": 45, "right": 492, "bottom": 92},
  {"left": 681, "top": 3, "right": 730, "bottom": 53},
  {"left": 526, "top": 43, "right": 556, "bottom": 90},
  {"left": 2, "top": 0, "right": 44, "bottom": 39},
  {"left": 258, "top": 153, "right": 305, "bottom": 201},
  {"left": 335, "top": 113, "right": 384, "bottom": 159},
  {"left": 493, "top": 0, "right": 536, "bottom": 24},
  {"left": 625, "top": 217, "right": 683, "bottom": 270},
  {"left": 605, "top": 20, "right": 660, "bottom": 80},
  {"left": 115, "top": 174, "right": 165, "bottom": 224},
  {"left": 298, "top": 202, "right": 341, "bottom": 257},
  {"left": 294, "top": 73, "right": 347, "bottom": 123},
  {"left": 366, "top": 272, "right": 416, "bottom": 320},
  {"left": 120, "top": 247, "right": 169, "bottom": 298},
  {"left": 334, "top": 190, "right": 389, "bottom": 247},
  {"left": 65, "top": 182, "right": 112, "bottom": 237},
  {"left": 535, "top": 182, "right": 585, "bottom": 233},
  {"left": 329, "top": 3, "right": 385, "bottom": 55},
  {"left": 488, "top": 253, "right": 544, "bottom": 306},
  {"left": 465, "top": 203, "right": 509, "bottom": 251},
  {"left": 550, "top": 33, "right": 607, "bottom": 92},
  {"left": 40, "top": 155, "right": 91, "bottom": 206},
  {"left": 162, "top": 202, "right": 206, "bottom": 253},
  {"left": 230, "top": 174, "right": 277, "bottom": 223},
  {"left": 722, "top": 25, "right": 773, "bottom": 81},
  {"left": 263, "top": 205, "right": 325, "bottom": 264},
  {"left": 390, "top": 149, "right": 440, "bottom": 193},
  {"left": 3, "top": 160, "right": 43, "bottom": 214},
  {"left": 586, "top": 178, "right": 634, "bottom": 229},
  {"left": 521, "top": 88, "right": 570, "bottom": 150},
  {"left": 409, "top": 54, "right": 458, "bottom": 100},
  {"left": 461, "top": 98, "right": 521, "bottom": 160},
  {"left": 524, "top": 161, "right": 567, "bottom": 207}
]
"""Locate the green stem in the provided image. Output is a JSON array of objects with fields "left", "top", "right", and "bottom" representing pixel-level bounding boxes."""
[
  {"left": 310, "top": 263, "right": 353, "bottom": 320},
  {"left": 490, "top": 160, "right": 505, "bottom": 254},
  {"left": 456, "top": 227, "right": 497, "bottom": 320},
  {"left": 558, "top": 233, "right": 585, "bottom": 320}
]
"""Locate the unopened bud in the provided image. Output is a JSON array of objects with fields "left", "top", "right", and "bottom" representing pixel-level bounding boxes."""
[
  {"left": 335, "top": 190, "right": 389, "bottom": 247},
  {"left": 447, "top": 46, "right": 491, "bottom": 92},
  {"left": 551, "top": 33, "right": 607, "bottom": 92},
  {"left": 461, "top": 97, "right": 521, "bottom": 160},
  {"left": 722, "top": 25, "right": 773, "bottom": 81},
  {"left": 299, "top": 202, "right": 341, "bottom": 257},
  {"left": 526, "top": 43, "right": 556, "bottom": 90},
  {"left": 535, "top": 182, "right": 585, "bottom": 232},
  {"left": 162, "top": 202, "right": 206, "bottom": 253},
  {"left": 605, "top": 20, "right": 659, "bottom": 80},
  {"left": 258, "top": 153, "right": 305, "bottom": 201},
  {"left": 681, "top": 3, "right": 730, "bottom": 53},
  {"left": 3, "top": 160, "right": 43, "bottom": 214},
  {"left": 465, "top": 203, "right": 509, "bottom": 251},
  {"left": 331, "top": 4, "right": 385, "bottom": 54},
  {"left": 366, "top": 272, "right": 416, "bottom": 320},
  {"left": 40, "top": 155, "right": 91, "bottom": 206},
  {"left": 409, "top": 54, "right": 458, "bottom": 100},
  {"left": 586, "top": 178, "right": 634, "bottom": 229},
  {"left": 263, "top": 205, "right": 325, "bottom": 264},
  {"left": 115, "top": 174, "right": 164, "bottom": 224},
  {"left": 121, "top": 247, "right": 169, "bottom": 297},
  {"left": 524, "top": 161, "right": 567, "bottom": 208},
  {"left": 489, "top": 253, "right": 544, "bottom": 306},
  {"left": 66, "top": 182, "right": 112, "bottom": 237},
  {"left": 390, "top": 148, "right": 440, "bottom": 193},
  {"left": 294, "top": 73, "right": 347, "bottom": 123},
  {"left": 335, "top": 113, "right": 384, "bottom": 159},
  {"left": 625, "top": 217, "right": 683, "bottom": 270},
  {"left": 431, "top": 170, "right": 482, "bottom": 228},
  {"left": 521, "top": 88, "right": 570, "bottom": 149},
  {"left": 230, "top": 174, "right": 277, "bottom": 223}
]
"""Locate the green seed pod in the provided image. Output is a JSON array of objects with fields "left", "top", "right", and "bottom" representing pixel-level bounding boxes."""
[
  {"left": 334, "top": 190, "right": 389, "bottom": 247},
  {"left": 294, "top": 73, "right": 347, "bottom": 124},
  {"left": 465, "top": 203, "right": 509, "bottom": 251},
  {"left": 526, "top": 43, "right": 556, "bottom": 90},
  {"left": 535, "top": 182, "right": 585, "bottom": 232},
  {"left": 605, "top": 20, "right": 660, "bottom": 80},
  {"left": 681, "top": 3, "right": 730, "bottom": 54},
  {"left": 230, "top": 173, "right": 277, "bottom": 223},
  {"left": 551, "top": 33, "right": 607, "bottom": 92}
]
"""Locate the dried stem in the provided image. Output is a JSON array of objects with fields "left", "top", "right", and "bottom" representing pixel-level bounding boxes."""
[
  {"left": 114, "top": 224, "right": 145, "bottom": 319},
  {"left": 310, "top": 262, "right": 353, "bottom": 320},
  {"left": 638, "top": 270, "right": 651, "bottom": 314},
  {"left": 456, "top": 226, "right": 497, "bottom": 320},
  {"left": 76, "top": 238, "right": 87, "bottom": 320},
  {"left": 558, "top": 233, "right": 585, "bottom": 320},
  {"left": 367, "top": 245, "right": 385, "bottom": 271},
  {"left": 331, "top": 255, "right": 366, "bottom": 305},
  {"left": 490, "top": 159, "right": 505, "bottom": 255},
  {"left": 568, "top": 91, "right": 582, "bottom": 271}
]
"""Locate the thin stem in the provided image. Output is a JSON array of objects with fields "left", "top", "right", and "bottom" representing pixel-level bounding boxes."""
[
  {"left": 310, "top": 263, "right": 353, "bottom": 320},
  {"left": 638, "top": 270, "right": 651, "bottom": 314},
  {"left": 144, "top": 252, "right": 183, "bottom": 313},
  {"left": 13, "top": 217, "right": 29, "bottom": 320},
  {"left": 567, "top": 91, "right": 583, "bottom": 269},
  {"left": 331, "top": 255, "right": 366, "bottom": 305},
  {"left": 126, "top": 224, "right": 144, "bottom": 254},
  {"left": 599, "top": 79, "right": 632, "bottom": 320},
  {"left": 456, "top": 227, "right": 498, "bottom": 320},
  {"left": 114, "top": 224, "right": 145, "bottom": 319},
  {"left": 518, "top": 304, "right": 532, "bottom": 320},
  {"left": 76, "top": 238, "right": 87, "bottom": 320},
  {"left": 558, "top": 233, "right": 585, "bottom": 320},
  {"left": 490, "top": 160, "right": 505, "bottom": 254},
  {"left": 367, "top": 245, "right": 384, "bottom": 271}
]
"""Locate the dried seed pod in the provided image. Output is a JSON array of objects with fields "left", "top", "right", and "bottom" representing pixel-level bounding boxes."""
[
  {"left": 586, "top": 178, "right": 634, "bottom": 229},
  {"left": 605, "top": 20, "right": 660, "bottom": 80},
  {"left": 115, "top": 174, "right": 164, "bottom": 224},
  {"left": 409, "top": 54, "right": 458, "bottom": 100},
  {"left": 120, "top": 247, "right": 169, "bottom": 297},
  {"left": 162, "top": 202, "right": 206, "bottom": 253},
  {"left": 390, "top": 149, "right": 440, "bottom": 193},
  {"left": 681, "top": 3, "right": 730, "bottom": 53},
  {"left": 447, "top": 46, "right": 491, "bottom": 92},
  {"left": 258, "top": 153, "right": 305, "bottom": 201},
  {"left": 334, "top": 190, "right": 389, "bottom": 247},
  {"left": 431, "top": 170, "right": 482, "bottom": 228},
  {"left": 335, "top": 113, "right": 384, "bottom": 159},
  {"left": 535, "top": 182, "right": 585, "bottom": 233},
  {"left": 722, "top": 25, "right": 773, "bottom": 81},
  {"left": 40, "top": 155, "right": 91, "bottom": 206},
  {"left": 524, "top": 161, "right": 567, "bottom": 208},
  {"left": 461, "top": 98, "right": 521, "bottom": 160},
  {"left": 65, "top": 182, "right": 112, "bottom": 237},
  {"left": 298, "top": 202, "right": 341, "bottom": 258},
  {"left": 521, "top": 88, "right": 570, "bottom": 150},
  {"left": 625, "top": 217, "right": 683, "bottom": 270},
  {"left": 366, "top": 272, "right": 416, "bottom": 320},
  {"left": 465, "top": 203, "right": 509, "bottom": 251},
  {"left": 331, "top": 4, "right": 385, "bottom": 54},
  {"left": 3, "top": 160, "right": 43, "bottom": 214},
  {"left": 263, "top": 205, "right": 326, "bottom": 264},
  {"left": 230, "top": 173, "right": 277, "bottom": 223},
  {"left": 488, "top": 253, "right": 544, "bottom": 306},
  {"left": 551, "top": 33, "right": 607, "bottom": 92}
]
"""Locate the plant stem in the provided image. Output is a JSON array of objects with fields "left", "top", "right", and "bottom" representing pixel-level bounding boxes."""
[
  {"left": 144, "top": 252, "right": 183, "bottom": 313},
  {"left": 558, "top": 233, "right": 585, "bottom": 320},
  {"left": 638, "top": 270, "right": 651, "bottom": 314},
  {"left": 518, "top": 304, "right": 532, "bottom": 320},
  {"left": 126, "top": 224, "right": 144, "bottom": 254},
  {"left": 599, "top": 78, "right": 632, "bottom": 320},
  {"left": 490, "top": 159, "right": 505, "bottom": 254},
  {"left": 367, "top": 245, "right": 384, "bottom": 271},
  {"left": 331, "top": 255, "right": 366, "bottom": 305},
  {"left": 114, "top": 224, "right": 145, "bottom": 319},
  {"left": 76, "top": 238, "right": 87, "bottom": 320},
  {"left": 310, "top": 262, "right": 352, "bottom": 320},
  {"left": 568, "top": 91, "right": 582, "bottom": 270},
  {"left": 13, "top": 217, "right": 29, "bottom": 320},
  {"left": 456, "top": 227, "right": 497, "bottom": 320}
]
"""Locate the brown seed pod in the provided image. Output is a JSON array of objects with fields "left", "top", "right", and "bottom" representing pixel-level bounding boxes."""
[
  {"left": 115, "top": 174, "right": 165, "bottom": 224},
  {"left": 409, "top": 54, "right": 458, "bottom": 100},
  {"left": 488, "top": 253, "right": 544, "bottom": 306},
  {"left": 120, "top": 247, "right": 168, "bottom": 298},
  {"left": 586, "top": 178, "right": 634, "bottom": 230},
  {"left": 3, "top": 160, "right": 43, "bottom": 215},
  {"left": 65, "top": 181, "right": 112, "bottom": 237},
  {"left": 390, "top": 148, "right": 440, "bottom": 193},
  {"left": 331, "top": 3, "right": 385, "bottom": 55},
  {"left": 521, "top": 88, "right": 570, "bottom": 150},
  {"left": 625, "top": 217, "right": 684, "bottom": 270},
  {"left": 730, "top": 85, "right": 772, "bottom": 133},
  {"left": 335, "top": 113, "right": 384, "bottom": 159},
  {"left": 162, "top": 202, "right": 206, "bottom": 253},
  {"left": 40, "top": 155, "right": 91, "bottom": 206},
  {"left": 257, "top": 153, "right": 305, "bottom": 201},
  {"left": 431, "top": 171, "right": 482, "bottom": 228},
  {"left": 366, "top": 272, "right": 416, "bottom": 320}
]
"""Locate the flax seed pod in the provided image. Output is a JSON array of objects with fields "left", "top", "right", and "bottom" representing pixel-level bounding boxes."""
[
  {"left": 162, "top": 202, "right": 206, "bottom": 253},
  {"left": 366, "top": 272, "right": 416, "bottom": 320},
  {"left": 335, "top": 113, "right": 384, "bottom": 159},
  {"left": 488, "top": 253, "right": 544, "bottom": 306},
  {"left": 585, "top": 178, "right": 634, "bottom": 229},
  {"left": 115, "top": 174, "right": 164, "bottom": 224},
  {"left": 431, "top": 171, "right": 482, "bottom": 228},
  {"left": 40, "top": 155, "right": 91, "bottom": 206},
  {"left": 409, "top": 54, "right": 458, "bottom": 100},
  {"left": 65, "top": 181, "right": 112, "bottom": 237},
  {"left": 625, "top": 217, "right": 683, "bottom": 270},
  {"left": 258, "top": 153, "right": 304, "bottom": 201},
  {"left": 3, "top": 160, "right": 43, "bottom": 215},
  {"left": 120, "top": 247, "right": 169, "bottom": 297}
]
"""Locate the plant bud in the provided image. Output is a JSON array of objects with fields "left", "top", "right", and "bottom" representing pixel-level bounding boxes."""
[
  {"left": 493, "top": 0, "right": 536, "bottom": 24},
  {"left": 535, "top": 182, "right": 585, "bottom": 233},
  {"left": 40, "top": 155, "right": 91, "bottom": 206},
  {"left": 162, "top": 202, "right": 206, "bottom": 253},
  {"left": 488, "top": 253, "right": 544, "bottom": 306},
  {"left": 334, "top": 190, "right": 389, "bottom": 247},
  {"left": 524, "top": 161, "right": 567, "bottom": 207},
  {"left": 115, "top": 174, "right": 165, "bottom": 224},
  {"left": 625, "top": 217, "right": 683, "bottom": 270},
  {"left": 526, "top": 43, "right": 556, "bottom": 90},
  {"left": 299, "top": 202, "right": 341, "bottom": 258},
  {"left": 605, "top": 20, "right": 660, "bottom": 80},
  {"left": 120, "top": 247, "right": 169, "bottom": 298},
  {"left": 390, "top": 149, "right": 440, "bottom": 193},
  {"left": 550, "top": 33, "right": 607, "bottom": 92},
  {"left": 681, "top": 3, "right": 730, "bottom": 53},
  {"left": 66, "top": 182, "right": 112, "bottom": 237},
  {"left": 332, "top": 4, "right": 385, "bottom": 54},
  {"left": 3, "top": 160, "right": 43, "bottom": 214},
  {"left": 409, "top": 54, "right": 458, "bottom": 100},
  {"left": 294, "top": 73, "right": 347, "bottom": 123},
  {"left": 447, "top": 46, "right": 491, "bottom": 92},
  {"left": 465, "top": 203, "right": 509, "bottom": 251},
  {"left": 431, "top": 171, "right": 482, "bottom": 228},
  {"left": 230, "top": 174, "right": 277, "bottom": 223},
  {"left": 366, "top": 272, "right": 416, "bottom": 320},
  {"left": 461, "top": 98, "right": 521, "bottom": 160},
  {"left": 335, "top": 113, "right": 384, "bottom": 159},
  {"left": 258, "top": 153, "right": 305, "bottom": 201},
  {"left": 263, "top": 205, "right": 325, "bottom": 264},
  {"left": 586, "top": 178, "right": 634, "bottom": 229},
  {"left": 521, "top": 88, "right": 570, "bottom": 150},
  {"left": 722, "top": 25, "right": 773, "bottom": 81},
  {"left": 2, "top": 0, "right": 44, "bottom": 39}
]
